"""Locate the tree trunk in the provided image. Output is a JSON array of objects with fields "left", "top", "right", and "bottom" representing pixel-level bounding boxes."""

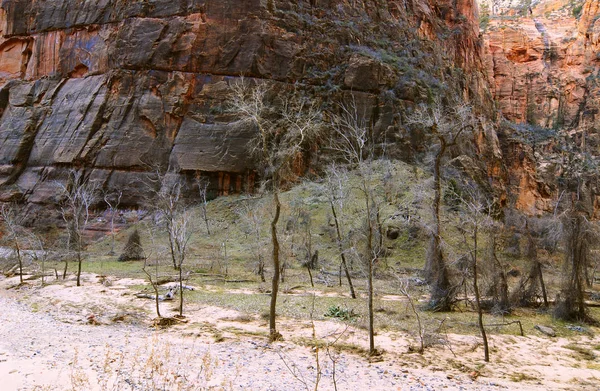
[
  {"left": 472, "top": 225, "right": 489, "bottom": 362},
  {"left": 155, "top": 287, "right": 161, "bottom": 318},
  {"left": 202, "top": 205, "right": 211, "bottom": 236},
  {"left": 269, "top": 191, "right": 282, "bottom": 341},
  {"left": 555, "top": 210, "right": 589, "bottom": 321},
  {"left": 425, "top": 142, "right": 444, "bottom": 281},
  {"left": 76, "top": 237, "right": 82, "bottom": 287},
  {"left": 490, "top": 234, "right": 510, "bottom": 313},
  {"left": 179, "top": 260, "right": 184, "bottom": 316},
  {"left": 368, "top": 255, "right": 375, "bottom": 355},
  {"left": 258, "top": 254, "right": 266, "bottom": 282},
  {"left": 168, "top": 228, "right": 178, "bottom": 269},
  {"left": 41, "top": 254, "right": 45, "bottom": 286},
  {"left": 365, "top": 190, "right": 376, "bottom": 356},
  {"left": 143, "top": 263, "right": 162, "bottom": 318},
  {"left": 537, "top": 261, "right": 548, "bottom": 307},
  {"left": 427, "top": 138, "right": 452, "bottom": 311},
  {"left": 330, "top": 201, "right": 356, "bottom": 299},
  {"left": 110, "top": 212, "right": 115, "bottom": 255},
  {"left": 14, "top": 240, "right": 23, "bottom": 284},
  {"left": 307, "top": 266, "right": 314, "bottom": 287}
]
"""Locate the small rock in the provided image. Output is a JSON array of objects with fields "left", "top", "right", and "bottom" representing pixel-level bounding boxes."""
[
  {"left": 469, "top": 371, "right": 480, "bottom": 380},
  {"left": 534, "top": 324, "right": 556, "bottom": 337},
  {"left": 566, "top": 325, "right": 585, "bottom": 333}
]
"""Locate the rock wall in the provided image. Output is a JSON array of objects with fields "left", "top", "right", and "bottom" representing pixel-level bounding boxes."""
[
  {"left": 482, "top": 0, "right": 600, "bottom": 214},
  {"left": 484, "top": 0, "right": 599, "bottom": 128},
  {"left": 0, "top": 0, "right": 492, "bottom": 210}
]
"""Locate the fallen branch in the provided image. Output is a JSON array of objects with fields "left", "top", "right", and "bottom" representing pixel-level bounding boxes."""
[
  {"left": 161, "top": 283, "right": 195, "bottom": 291},
  {"left": 135, "top": 287, "right": 176, "bottom": 301},
  {"left": 153, "top": 316, "right": 189, "bottom": 328},
  {"left": 3, "top": 263, "right": 18, "bottom": 276},
  {"left": 486, "top": 320, "right": 524, "bottom": 336}
]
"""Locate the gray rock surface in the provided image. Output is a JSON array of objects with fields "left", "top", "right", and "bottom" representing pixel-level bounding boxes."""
[{"left": 0, "top": 0, "right": 493, "bottom": 208}]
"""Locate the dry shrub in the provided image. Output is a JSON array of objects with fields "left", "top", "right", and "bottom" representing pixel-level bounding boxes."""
[
  {"left": 118, "top": 229, "right": 144, "bottom": 262},
  {"left": 68, "top": 335, "right": 218, "bottom": 391}
]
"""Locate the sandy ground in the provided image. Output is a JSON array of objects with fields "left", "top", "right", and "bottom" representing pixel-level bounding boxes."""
[{"left": 0, "top": 273, "right": 598, "bottom": 390}]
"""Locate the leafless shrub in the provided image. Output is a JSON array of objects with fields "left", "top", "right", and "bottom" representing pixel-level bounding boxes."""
[
  {"left": 228, "top": 77, "right": 323, "bottom": 341},
  {"left": 57, "top": 170, "right": 99, "bottom": 286},
  {"left": 103, "top": 189, "right": 122, "bottom": 255},
  {"left": 0, "top": 203, "right": 27, "bottom": 283},
  {"left": 451, "top": 180, "right": 494, "bottom": 361},
  {"left": 195, "top": 176, "right": 212, "bottom": 236},
  {"left": 327, "top": 97, "right": 390, "bottom": 356},
  {"left": 554, "top": 201, "right": 598, "bottom": 323},
  {"left": 235, "top": 197, "right": 267, "bottom": 282},
  {"left": 143, "top": 166, "right": 195, "bottom": 316},
  {"left": 118, "top": 229, "right": 144, "bottom": 262}
]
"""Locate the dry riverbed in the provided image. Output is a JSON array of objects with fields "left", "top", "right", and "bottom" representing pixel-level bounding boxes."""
[{"left": 0, "top": 273, "right": 598, "bottom": 390}]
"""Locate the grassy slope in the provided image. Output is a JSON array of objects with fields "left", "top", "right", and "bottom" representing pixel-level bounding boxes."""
[{"left": 38, "top": 159, "right": 600, "bottom": 340}]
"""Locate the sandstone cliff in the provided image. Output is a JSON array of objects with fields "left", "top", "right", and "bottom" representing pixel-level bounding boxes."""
[
  {"left": 481, "top": 0, "right": 600, "bottom": 214},
  {"left": 0, "top": 0, "right": 493, "bottom": 210}
]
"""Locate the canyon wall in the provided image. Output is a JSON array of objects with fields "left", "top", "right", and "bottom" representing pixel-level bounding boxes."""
[
  {"left": 481, "top": 0, "right": 600, "bottom": 214},
  {"left": 0, "top": 0, "right": 494, "bottom": 211}
]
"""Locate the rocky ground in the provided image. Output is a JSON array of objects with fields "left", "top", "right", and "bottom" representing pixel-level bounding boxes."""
[{"left": 0, "top": 273, "right": 598, "bottom": 390}]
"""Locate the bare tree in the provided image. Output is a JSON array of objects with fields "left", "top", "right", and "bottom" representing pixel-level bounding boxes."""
[
  {"left": 324, "top": 164, "right": 356, "bottom": 299},
  {"left": 228, "top": 78, "right": 323, "bottom": 341},
  {"left": 103, "top": 189, "right": 123, "bottom": 255},
  {"left": 236, "top": 198, "right": 267, "bottom": 282},
  {"left": 486, "top": 231, "right": 510, "bottom": 314},
  {"left": 328, "top": 99, "right": 388, "bottom": 356},
  {"left": 171, "top": 208, "right": 193, "bottom": 317},
  {"left": 196, "top": 177, "right": 211, "bottom": 236},
  {"left": 397, "top": 278, "right": 426, "bottom": 354},
  {"left": 144, "top": 167, "right": 194, "bottom": 316},
  {"left": 58, "top": 170, "right": 98, "bottom": 286},
  {"left": 454, "top": 182, "right": 493, "bottom": 362},
  {"left": 28, "top": 230, "right": 55, "bottom": 286},
  {"left": 220, "top": 239, "right": 229, "bottom": 278},
  {"left": 405, "top": 97, "right": 475, "bottom": 311},
  {"left": 511, "top": 221, "right": 548, "bottom": 308},
  {"left": 1, "top": 204, "right": 26, "bottom": 283},
  {"left": 142, "top": 255, "right": 162, "bottom": 319},
  {"left": 551, "top": 146, "right": 598, "bottom": 323},
  {"left": 145, "top": 167, "right": 187, "bottom": 270},
  {"left": 555, "top": 200, "right": 597, "bottom": 322},
  {"left": 294, "top": 205, "right": 318, "bottom": 288}
]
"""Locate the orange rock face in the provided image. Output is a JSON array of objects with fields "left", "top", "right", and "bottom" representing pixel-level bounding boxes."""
[
  {"left": 481, "top": 0, "right": 600, "bottom": 214},
  {"left": 0, "top": 38, "right": 31, "bottom": 79},
  {"left": 484, "top": 17, "right": 593, "bottom": 128}
]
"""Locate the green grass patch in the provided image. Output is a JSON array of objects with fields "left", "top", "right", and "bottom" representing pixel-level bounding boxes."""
[
  {"left": 324, "top": 305, "right": 358, "bottom": 321},
  {"left": 565, "top": 344, "right": 597, "bottom": 361},
  {"left": 509, "top": 372, "right": 539, "bottom": 382}
]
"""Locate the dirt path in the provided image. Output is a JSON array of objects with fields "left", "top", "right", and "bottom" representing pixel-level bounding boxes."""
[{"left": 0, "top": 274, "right": 596, "bottom": 390}]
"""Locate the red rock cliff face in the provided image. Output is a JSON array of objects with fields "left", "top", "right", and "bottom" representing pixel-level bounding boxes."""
[
  {"left": 0, "top": 0, "right": 492, "bottom": 207},
  {"left": 482, "top": 0, "right": 600, "bottom": 214},
  {"left": 484, "top": 0, "right": 599, "bottom": 128}
]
